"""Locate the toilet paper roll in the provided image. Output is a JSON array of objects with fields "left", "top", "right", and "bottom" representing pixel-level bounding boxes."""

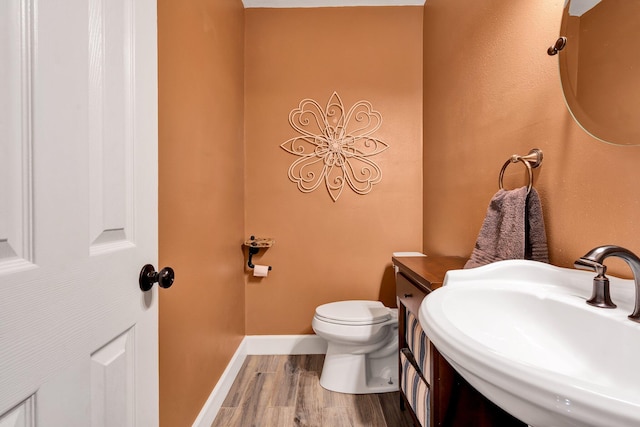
[{"left": 253, "top": 264, "right": 270, "bottom": 277}]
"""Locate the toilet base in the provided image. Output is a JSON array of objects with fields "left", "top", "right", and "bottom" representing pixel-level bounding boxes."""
[{"left": 319, "top": 350, "right": 399, "bottom": 394}]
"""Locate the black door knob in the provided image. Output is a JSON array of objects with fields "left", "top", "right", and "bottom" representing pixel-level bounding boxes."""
[{"left": 139, "top": 264, "right": 175, "bottom": 291}]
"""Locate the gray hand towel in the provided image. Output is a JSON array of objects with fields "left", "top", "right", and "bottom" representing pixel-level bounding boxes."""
[{"left": 464, "top": 187, "right": 549, "bottom": 269}]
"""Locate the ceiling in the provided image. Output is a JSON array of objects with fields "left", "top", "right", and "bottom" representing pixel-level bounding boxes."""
[
  {"left": 568, "top": 0, "right": 601, "bottom": 16},
  {"left": 242, "top": 0, "right": 425, "bottom": 7}
]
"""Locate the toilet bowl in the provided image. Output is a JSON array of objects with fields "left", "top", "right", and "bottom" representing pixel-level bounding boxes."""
[{"left": 312, "top": 300, "right": 399, "bottom": 394}]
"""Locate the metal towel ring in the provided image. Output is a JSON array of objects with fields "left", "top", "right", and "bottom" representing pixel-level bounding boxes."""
[{"left": 498, "top": 148, "right": 543, "bottom": 195}]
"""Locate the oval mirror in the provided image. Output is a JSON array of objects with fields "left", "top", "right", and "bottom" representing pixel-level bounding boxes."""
[{"left": 558, "top": 0, "right": 640, "bottom": 145}]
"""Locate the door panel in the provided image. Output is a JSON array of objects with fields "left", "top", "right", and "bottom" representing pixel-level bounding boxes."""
[
  {"left": 0, "top": 0, "right": 34, "bottom": 270},
  {"left": 91, "top": 329, "right": 135, "bottom": 427},
  {"left": 0, "top": 397, "right": 35, "bottom": 427},
  {"left": 88, "top": 0, "right": 134, "bottom": 252},
  {"left": 0, "top": 0, "right": 158, "bottom": 425}
]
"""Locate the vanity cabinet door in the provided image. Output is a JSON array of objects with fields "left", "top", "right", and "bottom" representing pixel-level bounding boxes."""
[{"left": 396, "top": 272, "right": 427, "bottom": 315}]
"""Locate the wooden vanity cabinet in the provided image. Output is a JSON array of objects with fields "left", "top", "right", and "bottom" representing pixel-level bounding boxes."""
[{"left": 393, "top": 255, "right": 526, "bottom": 427}]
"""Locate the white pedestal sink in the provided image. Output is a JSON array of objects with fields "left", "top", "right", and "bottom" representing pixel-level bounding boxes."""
[{"left": 419, "top": 259, "right": 640, "bottom": 427}]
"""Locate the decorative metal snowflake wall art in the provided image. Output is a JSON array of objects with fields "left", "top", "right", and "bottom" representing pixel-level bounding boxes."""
[{"left": 280, "top": 92, "right": 389, "bottom": 202}]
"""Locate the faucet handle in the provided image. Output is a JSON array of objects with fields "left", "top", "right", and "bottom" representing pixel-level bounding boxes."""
[
  {"left": 575, "top": 258, "right": 616, "bottom": 308},
  {"left": 586, "top": 273, "right": 617, "bottom": 309}
]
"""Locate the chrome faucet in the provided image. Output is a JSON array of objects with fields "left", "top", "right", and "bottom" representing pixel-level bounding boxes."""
[{"left": 575, "top": 245, "right": 640, "bottom": 323}]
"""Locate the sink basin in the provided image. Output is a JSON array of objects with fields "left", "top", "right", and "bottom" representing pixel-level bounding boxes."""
[{"left": 419, "top": 259, "right": 640, "bottom": 427}]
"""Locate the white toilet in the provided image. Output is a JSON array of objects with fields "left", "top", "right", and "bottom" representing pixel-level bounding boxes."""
[{"left": 312, "top": 300, "right": 399, "bottom": 394}]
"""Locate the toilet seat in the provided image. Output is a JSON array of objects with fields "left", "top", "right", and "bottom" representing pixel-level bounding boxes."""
[{"left": 314, "top": 300, "right": 392, "bottom": 326}]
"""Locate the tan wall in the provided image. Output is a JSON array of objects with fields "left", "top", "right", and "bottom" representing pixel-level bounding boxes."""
[
  {"left": 155, "top": 1, "right": 640, "bottom": 423},
  {"left": 422, "top": 0, "right": 640, "bottom": 277},
  {"left": 244, "top": 7, "right": 424, "bottom": 334},
  {"left": 157, "top": 0, "right": 245, "bottom": 426}
]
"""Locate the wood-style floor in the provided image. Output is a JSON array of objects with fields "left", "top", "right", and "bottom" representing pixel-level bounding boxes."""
[{"left": 211, "top": 354, "right": 415, "bottom": 427}]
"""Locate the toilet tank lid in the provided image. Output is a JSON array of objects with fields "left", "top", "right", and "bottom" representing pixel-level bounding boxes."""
[
  {"left": 392, "top": 251, "right": 426, "bottom": 257},
  {"left": 315, "top": 300, "right": 391, "bottom": 324}
]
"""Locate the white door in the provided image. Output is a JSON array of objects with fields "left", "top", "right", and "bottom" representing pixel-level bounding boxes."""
[{"left": 0, "top": 0, "right": 160, "bottom": 426}]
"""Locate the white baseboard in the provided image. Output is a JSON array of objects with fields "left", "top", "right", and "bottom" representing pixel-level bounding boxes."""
[
  {"left": 191, "top": 339, "right": 248, "bottom": 427},
  {"left": 244, "top": 334, "right": 327, "bottom": 355},
  {"left": 192, "top": 334, "right": 326, "bottom": 427}
]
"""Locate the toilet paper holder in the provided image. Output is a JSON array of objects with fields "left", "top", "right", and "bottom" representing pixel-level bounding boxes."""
[{"left": 244, "top": 236, "right": 274, "bottom": 271}]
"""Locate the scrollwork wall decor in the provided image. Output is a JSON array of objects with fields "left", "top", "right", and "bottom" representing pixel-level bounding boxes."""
[{"left": 280, "top": 92, "right": 389, "bottom": 202}]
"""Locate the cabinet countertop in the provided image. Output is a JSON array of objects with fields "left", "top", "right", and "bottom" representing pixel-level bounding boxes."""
[{"left": 392, "top": 255, "right": 467, "bottom": 292}]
